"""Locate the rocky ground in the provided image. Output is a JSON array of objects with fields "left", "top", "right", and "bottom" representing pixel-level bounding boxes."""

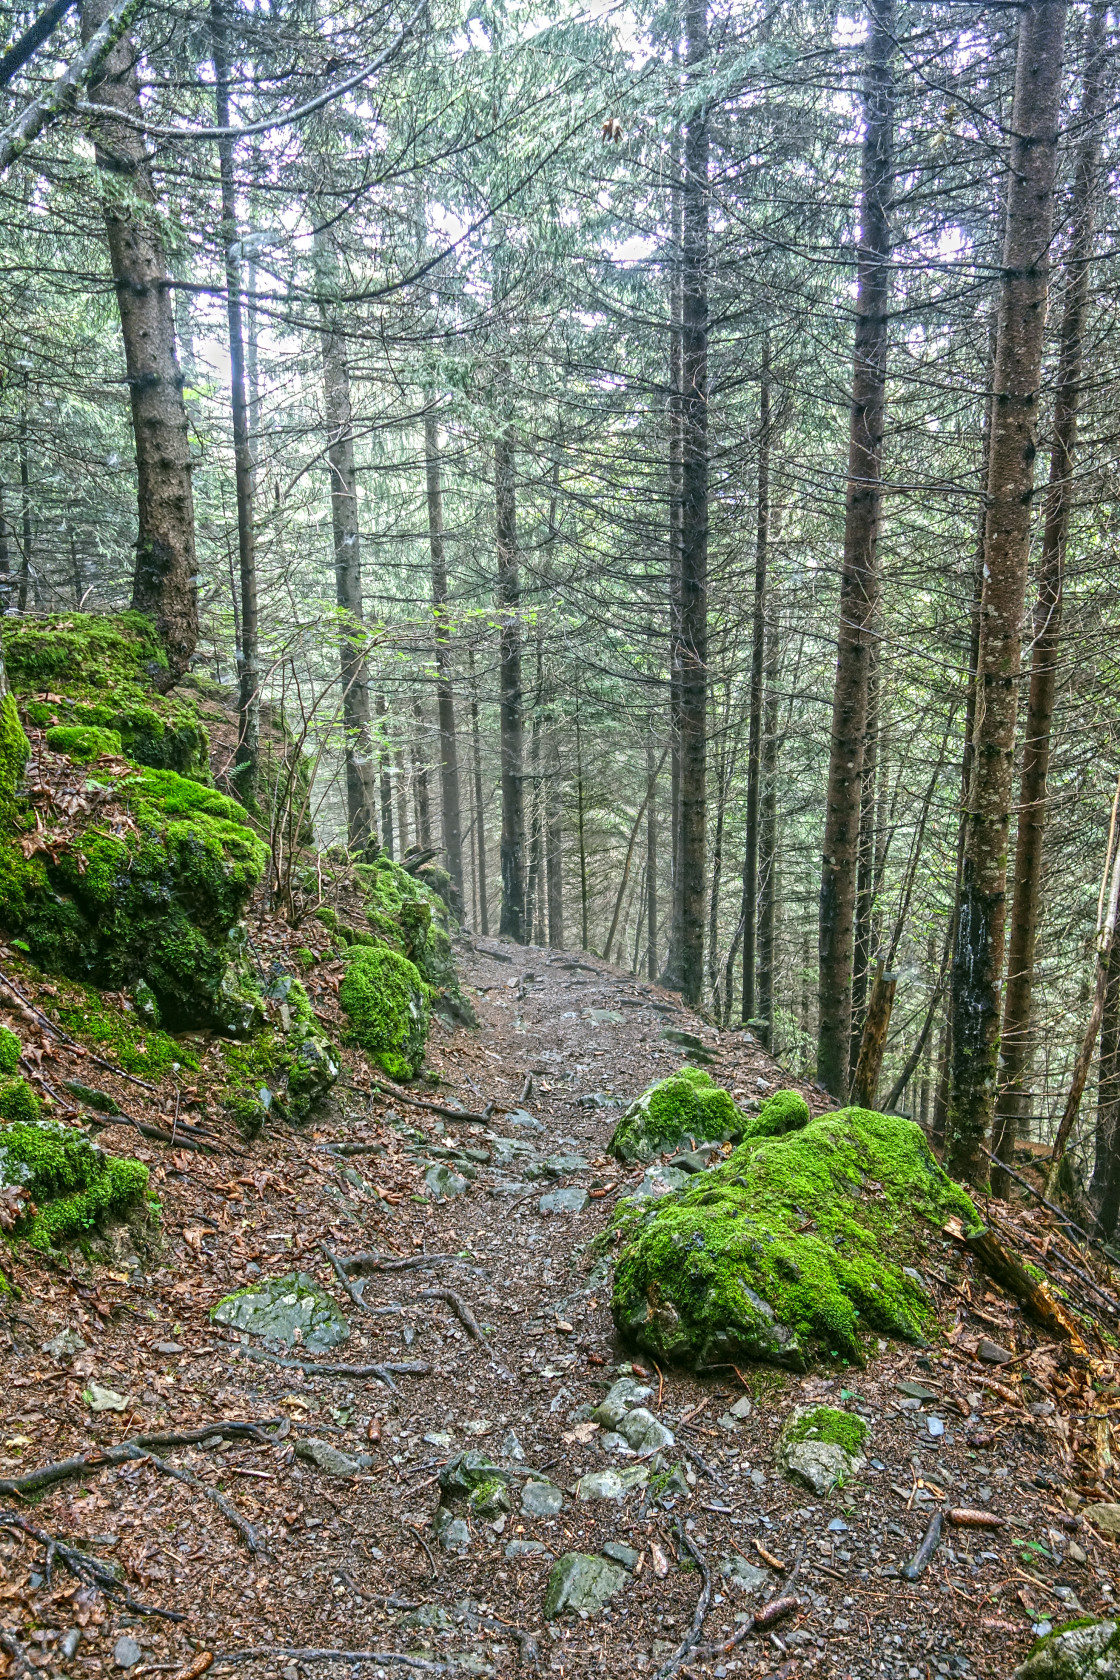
[{"left": 0, "top": 936, "right": 1117, "bottom": 1680}]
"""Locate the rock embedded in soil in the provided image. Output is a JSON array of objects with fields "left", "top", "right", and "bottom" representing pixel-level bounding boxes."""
[
  {"left": 293, "top": 1437, "right": 374, "bottom": 1478},
  {"left": 602, "top": 1541, "right": 641, "bottom": 1570},
  {"left": 521, "top": 1478, "right": 564, "bottom": 1516},
  {"left": 977, "top": 1338, "right": 1014, "bottom": 1364},
  {"left": 1015, "top": 1618, "right": 1120, "bottom": 1678},
  {"left": 575, "top": 1465, "right": 649, "bottom": 1502},
  {"left": 539, "top": 1184, "right": 589, "bottom": 1214},
  {"left": 613, "top": 1407, "right": 674, "bottom": 1452},
  {"left": 1083, "top": 1503, "right": 1120, "bottom": 1537},
  {"left": 543, "top": 1552, "right": 629, "bottom": 1618},
  {"left": 211, "top": 1271, "right": 349, "bottom": 1351},
  {"left": 777, "top": 1405, "right": 868, "bottom": 1496},
  {"left": 425, "top": 1162, "right": 469, "bottom": 1200},
  {"left": 112, "top": 1636, "right": 142, "bottom": 1669},
  {"left": 433, "top": 1508, "right": 472, "bottom": 1552},
  {"left": 608, "top": 1066, "right": 744, "bottom": 1163},
  {"left": 720, "top": 1557, "right": 772, "bottom": 1596}
]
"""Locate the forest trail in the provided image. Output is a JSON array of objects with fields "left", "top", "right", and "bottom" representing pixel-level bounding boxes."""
[{"left": 0, "top": 939, "right": 1105, "bottom": 1680}]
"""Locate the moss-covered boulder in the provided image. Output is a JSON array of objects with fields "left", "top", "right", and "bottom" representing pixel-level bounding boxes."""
[
  {"left": 608, "top": 1067, "right": 744, "bottom": 1164},
  {"left": 217, "top": 975, "right": 340, "bottom": 1130},
  {"left": 0, "top": 1119, "right": 148, "bottom": 1251},
  {"left": 611, "top": 1105, "right": 978, "bottom": 1371},
  {"left": 7, "top": 613, "right": 209, "bottom": 780},
  {"left": 338, "top": 943, "right": 430, "bottom": 1079},
  {"left": 0, "top": 750, "right": 268, "bottom": 1027}
]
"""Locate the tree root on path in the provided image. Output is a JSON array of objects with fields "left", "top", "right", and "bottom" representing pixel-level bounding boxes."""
[
  {"left": 119, "top": 1444, "right": 265, "bottom": 1554},
  {"left": 0, "top": 1511, "right": 186, "bottom": 1621},
  {"left": 652, "top": 1518, "right": 712, "bottom": 1680},
  {"left": 0, "top": 1420, "right": 284, "bottom": 1497},
  {"left": 213, "top": 1649, "right": 449, "bottom": 1673},
  {"left": 237, "top": 1344, "right": 430, "bottom": 1392}
]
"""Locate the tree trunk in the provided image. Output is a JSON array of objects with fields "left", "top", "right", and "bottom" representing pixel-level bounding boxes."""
[
  {"left": 412, "top": 698, "right": 432, "bottom": 851},
  {"left": 80, "top": 0, "right": 198, "bottom": 686},
  {"left": 851, "top": 963, "right": 898, "bottom": 1110},
  {"left": 663, "top": 156, "right": 685, "bottom": 993},
  {"left": 317, "top": 235, "right": 379, "bottom": 857},
  {"left": 757, "top": 601, "right": 779, "bottom": 1049},
  {"left": 646, "top": 725, "right": 658, "bottom": 980},
  {"left": 546, "top": 728, "right": 564, "bottom": 949},
  {"left": 947, "top": 0, "right": 1069, "bottom": 1185},
  {"left": 677, "top": 0, "right": 709, "bottom": 1008},
  {"left": 525, "top": 631, "right": 544, "bottom": 944},
  {"left": 394, "top": 744, "right": 410, "bottom": 858},
  {"left": 991, "top": 0, "right": 1107, "bottom": 1191},
  {"left": 17, "top": 405, "right": 30, "bottom": 613},
  {"left": 1093, "top": 946, "right": 1120, "bottom": 1239},
  {"left": 576, "top": 704, "right": 589, "bottom": 950},
  {"left": 817, "top": 0, "right": 895, "bottom": 1100},
  {"left": 495, "top": 422, "right": 526, "bottom": 941},
  {"left": 469, "top": 646, "right": 489, "bottom": 936},
  {"left": 425, "top": 410, "right": 464, "bottom": 910},
  {"left": 741, "top": 359, "right": 770, "bottom": 1024},
  {"left": 850, "top": 643, "right": 881, "bottom": 1080},
  {"left": 375, "top": 692, "right": 394, "bottom": 862},
  {"left": 210, "top": 0, "right": 259, "bottom": 805}
]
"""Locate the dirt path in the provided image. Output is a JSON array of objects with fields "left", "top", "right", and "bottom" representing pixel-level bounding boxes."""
[{"left": 0, "top": 938, "right": 1107, "bottom": 1680}]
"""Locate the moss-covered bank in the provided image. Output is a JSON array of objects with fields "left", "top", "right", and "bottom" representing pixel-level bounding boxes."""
[
  {"left": 611, "top": 1094, "right": 977, "bottom": 1370},
  {"left": 0, "top": 1116, "right": 149, "bottom": 1251},
  {"left": 339, "top": 944, "right": 430, "bottom": 1079}
]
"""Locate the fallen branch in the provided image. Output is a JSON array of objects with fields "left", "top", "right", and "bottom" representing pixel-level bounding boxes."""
[
  {"left": 330, "top": 1251, "right": 461, "bottom": 1275},
  {"left": 369, "top": 1080, "right": 489, "bottom": 1125},
  {"left": 901, "top": 1511, "right": 943, "bottom": 1581},
  {"left": 84, "top": 1112, "right": 217, "bottom": 1154},
  {"left": 702, "top": 1543, "right": 803, "bottom": 1658},
  {"left": 237, "top": 1345, "right": 429, "bottom": 1392},
  {"left": 0, "top": 1420, "right": 282, "bottom": 1497},
  {"left": 963, "top": 1224, "right": 1089, "bottom": 1352},
  {"left": 653, "top": 1519, "right": 712, "bottom": 1680},
  {"left": 0, "top": 1511, "right": 185, "bottom": 1620}
]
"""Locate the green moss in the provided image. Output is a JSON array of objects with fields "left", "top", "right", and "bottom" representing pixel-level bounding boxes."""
[
  {"left": 353, "top": 856, "right": 474, "bottom": 1022},
  {"left": 611, "top": 1105, "right": 979, "bottom": 1371},
  {"left": 0, "top": 1027, "right": 20, "bottom": 1076},
  {"left": 0, "top": 762, "right": 267, "bottom": 1027},
  {"left": 0, "top": 1077, "right": 40, "bottom": 1124},
  {"left": 784, "top": 1404, "right": 868, "bottom": 1457},
  {"left": 0, "top": 1120, "right": 148, "bottom": 1251},
  {"left": 6, "top": 613, "right": 209, "bottom": 780},
  {"left": 741, "top": 1088, "right": 811, "bottom": 1141},
  {"left": 45, "top": 726, "right": 122, "bottom": 762},
  {"left": 0, "top": 693, "right": 30, "bottom": 804},
  {"left": 339, "top": 944, "right": 430, "bottom": 1079},
  {"left": 215, "top": 1010, "right": 339, "bottom": 1132},
  {"left": 609, "top": 1067, "right": 744, "bottom": 1164},
  {"left": 52, "top": 982, "right": 199, "bottom": 1079}
]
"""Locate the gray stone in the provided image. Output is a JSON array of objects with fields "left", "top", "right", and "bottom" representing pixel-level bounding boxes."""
[
  {"left": 433, "top": 1507, "right": 472, "bottom": 1553},
  {"left": 504, "top": 1108, "right": 545, "bottom": 1132},
  {"left": 211, "top": 1271, "right": 349, "bottom": 1352},
  {"left": 629, "top": 1165, "right": 692, "bottom": 1201},
  {"left": 615, "top": 1407, "right": 674, "bottom": 1453},
  {"left": 401, "top": 1604, "right": 454, "bottom": 1631},
  {"left": 438, "top": 1450, "right": 512, "bottom": 1500},
  {"left": 425, "top": 1163, "right": 469, "bottom": 1200},
  {"left": 541, "top": 1154, "right": 590, "bottom": 1177},
  {"left": 781, "top": 1439, "right": 862, "bottom": 1497},
  {"left": 729, "top": 1396, "right": 752, "bottom": 1419},
  {"left": 468, "top": 1478, "right": 511, "bottom": 1517},
  {"left": 667, "top": 1144, "right": 721, "bottom": 1174},
  {"left": 575, "top": 1465, "right": 649, "bottom": 1502},
  {"left": 112, "top": 1637, "right": 142, "bottom": 1669},
  {"left": 591, "top": 1377, "right": 654, "bottom": 1429},
  {"left": 86, "top": 1383, "right": 128, "bottom": 1413},
  {"left": 719, "top": 1557, "right": 771, "bottom": 1597},
  {"left": 42, "top": 1328, "right": 86, "bottom": 1360},
  {"left": 521, "top": 1479, "right": 564, "bottom": 1517},
  {"left": 505, "top": 1539, "right": 551, "bottom": 1559},
  {"left": 152, "top": 1342, "right": 183, "bottom": 1356},
  {"left": 896, "top": 1380, "right": 940, "bottom": 1401},
  {"left": 1015, "top": 1618, "right": 1120, "bottom": 1679},
  {"left": 977, "top": 1339, "right": 1014, "bottom": 1365},
  {"left": 543, "top": 1552, "right": 628, "bottom": 1618},
  {"left": 501, "top": 1429, "right": 525, "bottom": 1461},
  {"left": 539, "top": 1185, "right": 589, "bottom": 1215},
  {"left": 601, "top": 1541, "right": 640, "bottom": 1571},
  {"left": 1084, "top": 1503, "right": 1120, "bottom": 1537},
  {"left": 293, "top": 1437, "right": 373, "bottom": 1479},
  {"left": 927, "top": 1415, "right": 945, "bottom": 1438}
]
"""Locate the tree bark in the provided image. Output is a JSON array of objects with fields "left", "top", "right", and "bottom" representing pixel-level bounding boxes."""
[
  {"left": 495, "top": 422, "right": 526, "bottom": 941},
  {"left": 211, "top": 0, "right": 258, "bottom": 805},
  {"left": 425, "top": 410, "right": 463, "bottom": 910},
  {"left": 677, "top": 0, "right": 709, "bottom": 1008},
  {"left": 741, "top": 359, "right": 770, "bottom": 1025},
  {"left": 375, "top": 693, "right": 394, "bottom": 861},
  {"left": 1093, "top": 946, "right": 1120, "bottom": 1238},
  {"left": 80, "top": 0, "right": 198, "bottom": 685},
  {"left": 468, "top": 646, "right": 489, "bottom": 936},
  {"left": 317, "top": 234, "right": 379, "bottom": 857},
  {"left": 662, "top": 154, "right": 685, "bottom": 993},
  {"left": 851, "top": 963, "right": 897, "bottom": 1110},
  {"left": 850, "top": 643, "right": 881, "bottom": 1079},
  {"left": 991, "top": 1, "right": 1108, "bottom": 1190},
  {"left": 646, "top": 725, "right": 658, "bottom": 980},
  {"left": 412, "top": 698, "right": 432, "bottom": 851},
  {"left": 546, "top": 728, "right": 564, "bottom": 948},
  {"left": 817, "top": 0, "right": 895, "bottom": 1100},
  {"left": 525, "top": 632, "right": 544, "bottom": 943},
  {"left": 757, "top": 602, "right": 779, "bottom": 1049},
  {"left": 947, "top": 0, "right": 1069, "bottom": 1185},
  {"left": 17, "top": 405, "right": 30, "bottom": 613}
]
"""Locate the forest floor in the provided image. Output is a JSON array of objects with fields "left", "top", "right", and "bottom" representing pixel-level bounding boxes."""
[{"left": 0, "top": 934, "right": 1118, "bottom": 1680}]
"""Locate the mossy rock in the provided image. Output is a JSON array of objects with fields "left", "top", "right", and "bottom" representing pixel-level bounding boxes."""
[
  {"left": 608, "top": 1067, "right": 745, "bottom": 1164},
  {"left": 0, "top": 747, "right": 268, "bottom": 1028},
  {"left": 777, "top": 1404, "right": 868, "bottom": 1495},
  {"left": 211, "top": 1271, "right": 349, "bottom": 1351},
  {"left": 8, "top": 612, "right": 209, "bottom": 780},
  {"left": 1016, "top": 1618, "right": 1120, "bottom": 1678},
  {"left": 610, "top": 1106, "right": 978, "bottom": 1371},
  {"left": 741, "top": 1087, "right": 812, "bottom": 1141},
  {"left": 355, "top": 855, "right": 475, "bottom": 1023},
  {"left": 338, "top": 943, "right": 430, "bottom": 1079},
  {"left": 0, "top": 1119, "right": 149, "bottom": 1251},
  {"left": 215, "top": 981, "right": 340, "bottom": 1132},
  {"left": 51, "top": 978, "right": 201, "bottom": 1080}
]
